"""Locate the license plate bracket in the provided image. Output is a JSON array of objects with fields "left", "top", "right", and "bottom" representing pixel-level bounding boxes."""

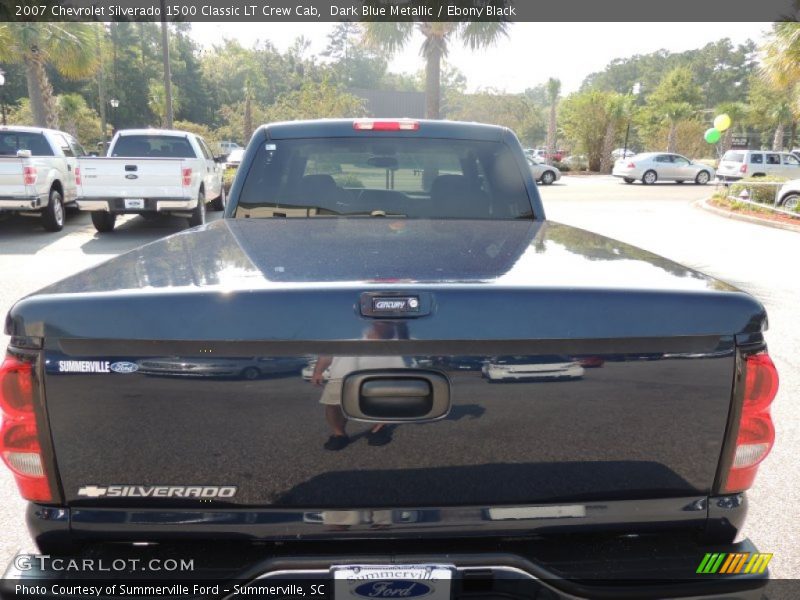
[
  {"left": 333, "top": 564, "right": 454, "bottom": 600},
  {"left": 124, "top": 198, "right": 145, "bottom": 209}
]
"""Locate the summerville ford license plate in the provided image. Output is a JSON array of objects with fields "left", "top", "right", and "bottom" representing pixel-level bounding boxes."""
[{"left": 333, "top": 564, "right": 454, "bottom": 600}]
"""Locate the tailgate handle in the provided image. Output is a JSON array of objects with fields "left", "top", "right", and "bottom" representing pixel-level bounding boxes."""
[
  {"left": 342, "top": 370, "right": 450, "bottom": 422},
  {"left": 125, "top": 165, "right": 138, "bottom": 172}
]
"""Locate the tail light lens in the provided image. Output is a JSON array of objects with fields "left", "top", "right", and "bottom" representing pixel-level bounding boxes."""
[
  {"left": 0, "top": 354, "right": 52, "bottom": 502},
  {"left": 740, "top": 164, "right": 747, "bottom": 174},
  {"left": 722, "top": 352, "right": 778, "bottom": 493},
  {"left": 181, "top": 167, "right": 192, "bottom": 187},
  {"left": 23, "top": 166, "right": 37, "bottom": 185},
  {"left": 627, "top": 162, "right": 636, "bottom": 168},
  {"left": 75, "top": 166, "right": 81, "bottom": 186},
  {"left": 0, "top": 357, "right": 34, "bottom": 418}
]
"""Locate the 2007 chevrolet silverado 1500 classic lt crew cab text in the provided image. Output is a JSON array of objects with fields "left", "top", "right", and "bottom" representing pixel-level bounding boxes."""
[
  {"left": 0, "top": 120, "right": 779, "bottom": 599},
  {"left": 75, "top": 129, "right": 225, "bottom": 233}
]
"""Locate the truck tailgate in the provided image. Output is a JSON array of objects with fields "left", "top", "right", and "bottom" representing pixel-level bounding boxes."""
[
  {"left": 11, "top": 219, "right": 764, "bottom": 515},
  {"left": 76, "top": 157, "right": 187, "bottom": 199},
  {"left": 0, "top": 158, "right": 27, "bottom": 196}
]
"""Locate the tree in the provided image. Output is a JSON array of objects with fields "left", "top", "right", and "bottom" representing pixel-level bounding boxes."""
[
  {"left": 760, "top": 23, "right": 800, "bottom": 149},
  {"left": 0, "top": 23, "right": 98, "bottom": 127},
  {"left": 599, "top": 93, "right": 628, "bottom": 173},
  {"left": 560, "top": 90, "right": 618, "bottom": 171},
  {"left": 149, "top": 80, "right": 181, "bottom": 128},
  {"left": 643, "top": 67, "right": 702, "bottom": 152},
  {"left": 263, "top": 80, "right": 366, "bottom": 122},
  {"left": 545, "top": 78, "right": 561, "bottom": 164},
  {"left": 362, "top": 21, "right": 508, "bottom": 118},
  {"left": 747, "top": 75, "right": 794, "bottom": 151},
  {"left": 323, "top": 22, "right": 387, "bottom": 89},
  {"left": 447, "top": 91, "right": 545, "bottom": 146}
]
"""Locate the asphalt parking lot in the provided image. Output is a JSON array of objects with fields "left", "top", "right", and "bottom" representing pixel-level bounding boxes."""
[{"left": 0, "top": 175, "right": 797, "bottom": 579}]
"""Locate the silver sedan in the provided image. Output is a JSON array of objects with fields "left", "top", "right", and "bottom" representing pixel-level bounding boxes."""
[
  {"left": 527, "top": 158, "right": 561, "bottom": 185},
  {"left": 612, "top": 152, "right": 715, "bottom": 185}
]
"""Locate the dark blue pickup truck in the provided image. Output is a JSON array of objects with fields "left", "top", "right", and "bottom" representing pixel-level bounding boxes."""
[{"left": 1, "top": 119, "right": 778, "bottom": 599}]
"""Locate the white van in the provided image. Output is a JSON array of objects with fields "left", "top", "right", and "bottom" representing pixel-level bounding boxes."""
[{"left": 717, "top": 150, "right": 800, "bottom": 182}]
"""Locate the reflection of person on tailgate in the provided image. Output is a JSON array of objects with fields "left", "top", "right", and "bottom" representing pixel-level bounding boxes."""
[{"left": 311, "top": 322, "right": 408, "bottom": 451}]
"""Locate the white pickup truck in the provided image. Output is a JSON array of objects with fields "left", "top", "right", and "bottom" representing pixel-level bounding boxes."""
[
  {"left": 76, "top": 129, "right": 225, "bottom": 232},
  {"left": 0, "top": 125, "right": 85, "bottom": 232}
]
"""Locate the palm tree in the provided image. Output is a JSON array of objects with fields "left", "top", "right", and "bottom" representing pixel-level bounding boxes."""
[
  {"left": 760, "top": 23, "right": 800, "bottom": 149},
  {"left": 363, "top": 21, "right": 508, "bottom": 119},
  {"left": 0, "top": 23, "right": 98, "bottom": 127},
  {"left": 545, "top": 78, "right": 561, "bottom": 165},
  {"left": 600, "top": 94, "right": 627, "bottom": 173}
]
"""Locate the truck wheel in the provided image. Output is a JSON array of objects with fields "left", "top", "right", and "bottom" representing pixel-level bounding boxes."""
[
  {"left": 781, "top": 193, "right": 799, "bottom": 211},
  {"left": 41, "top": 188, "right": 65, "bottom": 232},
  {"left": 188, "top": 189, "right": 206, "bottom": 227},
  {"left": 210, "top": 187, "right": 226, "bottom": 212},
  {"left": 91, "top": 211, "right": 117, "bottom": 233},
  {"left": 694, "top": 171, "right": 710, "bottom": 185},
  {"left": 642, "top": 170, "right": 657, "bottom": 185}
]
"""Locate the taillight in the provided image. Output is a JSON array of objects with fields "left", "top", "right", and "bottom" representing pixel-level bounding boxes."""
[
  {"left": 740, "top": 164, "right": 747, "bottom": 174},
  {"left": 0, "top": 354, "right": 52, "bottom": 502},
  {"left": 181, "top": 167, "right": 192, "bottom": 187},
  {"left": 722, "top": 352, "right": 778, "bottom": 493},
  {"left": 75, "top": 166, "right": 81, "bottom": 185},
  {"left": 23, "top": 166, "right": 37, "bottom": 185},
  {"left": 627, "top": 162, "right": 635, "bottom": 168},
  {"left": 353, "top": 119, "right": 420, "bottom": 131}
]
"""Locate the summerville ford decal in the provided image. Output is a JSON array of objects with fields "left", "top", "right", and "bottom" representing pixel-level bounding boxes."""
[{"left": 53, "top": 360, "right": 138, "bottom": 373}]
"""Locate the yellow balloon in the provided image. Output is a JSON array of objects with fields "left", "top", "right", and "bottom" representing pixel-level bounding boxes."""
[{"left": 714, "top": 114, "right": 732, "bottom": 132}]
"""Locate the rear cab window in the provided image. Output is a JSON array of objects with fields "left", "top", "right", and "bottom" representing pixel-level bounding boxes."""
[
  {"left": 236, "top": 137, "right": 533, "bottom": 220},
  {"left": 111, "top": 135, "right": 197, "bottom": 158},
  {"left": 0, "top": 131, "right": 54, "bottom": 156}
]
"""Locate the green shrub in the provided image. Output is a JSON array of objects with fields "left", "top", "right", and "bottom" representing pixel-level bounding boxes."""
[
  {"left": 553, "top": 161, "right": 570, "bottom": 172},
  {"left": 223, "top": 167, "right": 237, "bottom": 192},
  {"left": 729, "top": 175, "right": 787, "bottom": 205}
]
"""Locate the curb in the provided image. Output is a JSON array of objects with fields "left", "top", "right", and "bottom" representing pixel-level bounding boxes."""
[{"left": 695, "top": 197, "right": 800, "bottom": 234}]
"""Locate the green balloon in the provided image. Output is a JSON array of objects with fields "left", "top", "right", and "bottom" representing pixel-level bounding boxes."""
[{"left": 704, "top": 128, "right": 721, "bottom": 144}]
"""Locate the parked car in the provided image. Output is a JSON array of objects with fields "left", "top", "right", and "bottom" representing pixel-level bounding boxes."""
[
  {"left": 216, "top": 140, "right": 242, "bottom": 156},
  {"left": 483, "top": 355, "right": 584, "bottom": 381},
  {"left": 716, "top": 149, "right": 800, "bottom": 182},
  {"left": 612, "top": 152, "right": 715, "bottom": 185},
  {"left": 0, "top": 125, "right": 85, "bottom": 231},
  {"left": 224, "top": 147, "right": 245, "bottom": 169},
  {"left": 137, "top": 356, "right": 305, "bottom": 380},
  {"left": 76, "top": 129, "right": 225, "bottom": 232},
  {"left": 611, "top": 147, "right": 636, "bottom": 159},
  {"left": 528, "top": 147, "right": 565, "bottom": 163},
  {"left": 1, "top": 119, "right": 776, "bottom": 598},
  {"left": 776, "top": 178, "right": 800, "bottom": 211},
  {"left": 527, "top": 157, "right": 561, "bottom": 185},
  {"left": 561, "top": 154, "right": 588, "bottom": 170}
]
